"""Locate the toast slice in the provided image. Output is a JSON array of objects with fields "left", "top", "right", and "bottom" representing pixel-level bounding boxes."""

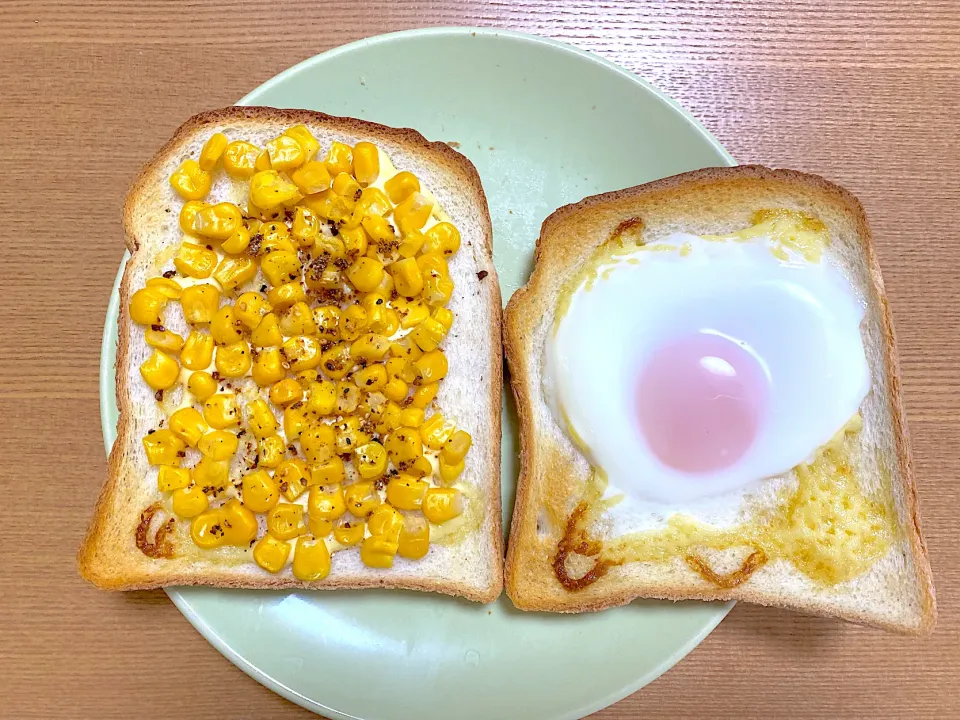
[
  {"left": 504, "top": 166, "right": 935, "bottom": 632},
  {"left": 79, "top": 107, "right": 503, "bottom": 602}
]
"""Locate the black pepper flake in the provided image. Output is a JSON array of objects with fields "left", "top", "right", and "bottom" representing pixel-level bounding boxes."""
[
  {"left": 477, "top": 270, "right": 488, "bottom": 280},
  {"left": 211, "top": 371, "right": 221, "bottom": 380},
  {"left": 162, "top": 270, "right": 176, "bottom": 279},
  {"left": 154, "top": 390, "right": 164, "bottom": 401},
  {"left": 176, "top": 450, "right": 186, "bottom": 458},
  {"left": 260, "top": 284, "right": 268, "bottom": 292},
  {"left": 151, "top": 323, "right": 164, "bottom": 332}
]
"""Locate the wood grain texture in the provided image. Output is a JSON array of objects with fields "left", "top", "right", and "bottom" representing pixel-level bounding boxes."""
[{"left": 1, "top": 1, "right": 958, "bottom": 718}]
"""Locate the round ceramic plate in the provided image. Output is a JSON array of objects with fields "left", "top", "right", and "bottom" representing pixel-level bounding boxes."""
[{"left": 101, "top": 28, "right": 736, "bottom": 720}]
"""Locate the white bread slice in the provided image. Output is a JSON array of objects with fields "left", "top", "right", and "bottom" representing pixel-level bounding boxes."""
[
  {"left": 503, "top": 166, "right": 936, "bottom": 632},
  {"left": 78, "top": 107, "right": 503, "bottom": 602}
]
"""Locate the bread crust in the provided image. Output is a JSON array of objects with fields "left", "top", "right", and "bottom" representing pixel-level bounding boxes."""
[
  {"left": 503, "top": 165, "right": 936, "bottom": 632},
  {"left": 79, "top": 107, "right": 503, "bottom": 603}
]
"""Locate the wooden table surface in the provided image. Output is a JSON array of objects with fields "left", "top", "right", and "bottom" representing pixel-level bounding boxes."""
[{"left": 3, "top": 1, "right": 959, "bottom": 718}]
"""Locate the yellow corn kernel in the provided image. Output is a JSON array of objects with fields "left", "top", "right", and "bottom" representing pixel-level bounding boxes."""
[
  {"left": 415, "top": 349, "right": 448, "bottom": 384},
  {"left": 339, "top": 305, "right": 368, "bottom": 342},
  {"left": 308, "top": 484, "right": 346, "bottom": 521},
  {"left": 290, "top": 161, "right": 332, "bottom": 197},
  {"left": 350, "top": 141, "right": 378, "bottom": 186},
  {"left": 213, "top": 256, "right": 257, "bottom": 292},
  {"left": 252, "top": 347, "right": 285, "bottom": 386},
  {"left": 323, "top": 141, "right": 353, "bottom": 176},
  {"left": 146, "top": 276, "right": 183, "bottom": 300},
  {"left": 254, "top": 533, "right": 291, "bottom": 573},
  {"left": 174, "top": 242, "right": 217, "bottom": 279},
  {"left": 234, "top": 292, "right": 271, "bottom": 330},
  {"left": 170, "top": 159, "right": 211, "bottom": 200},
  {"left": 303, "top": 265, "right": 342, "bottom": 295},
  {"left": 381, "top": 377, "right": 407, "bottom": 403},
  {"left": 336, "top": 381, "right": 360, "bottom": 414},
  {"left": 425, "top": 221, "right": 462, "bottom": 255},
  {"left": 249, "top": 169, "right": 302, "bottom": 210},
  {"left": 398, "top": 230, "right": 425, "bottom": 258},
  {"left": 178, "top": 200, "right": 208, "bottom": 236},
  {"left": 223, "top": 499, "right": 259, "bottom": 545},
  {"left": 193, "top": 202, "right": 243, "bottom": 240},
  {"left": 422, "top": 487, "right": 463, "bottom": 524},
  {"left": 344, "top": 481, "right": 379, "bottom": 518},
  {"left": 279, "top": 301, "right": 317, "bottom": 336},
  {"left": 158, "top": 466, "right": 192, "bottom": 493},
  {"left": 221, "top": 226, "right": 252, "bottom": 255},
  {"left": 187, "top": 370, "right": 217, "bottom": 401},
  {"left": 283, "top": 125, "right": 319, "bottom": 161},
  {"left": 334, "top": 517, "right": 365, "bottom": 546},
  {"left": 410, "top": 382, "right": 439, "bottom": 409},
  {"left": 420, "top": 412, "right": 454, "bottom": 451},
  {"left": 392, "top": 299, "right": 428, "bottom": 331},
  {"left": 350, "top": 333, "right": 390, "bottom": 362},
  {"left": 433, "top": 306, "right": 454, "bottom": 332},
  {"left": 332, "top": 172, "right": 362, "bottom": 204},
  {"left": 265, "top": 135, "right": 305, "bottom": 171},
  {"left": 144, "top": 327, "right": 183, "bottom": 356},
  {"left": 292, "top": 535, "right": 331, "bottom": 581},
  {"left": 376, "top": 267, "right": 395, "bottom": 297},
  {"left": 439, "top": 456, "right": 464, "bottom": 483},
  {"left": 142, "top": 429, "right": 185, "bottom": 465},
  {"left": 168, "top": 407, "right": 208, "bottom": 447},
  {"left": 394, "top": 192, "right": 433, "bottom": 236},
  {"left": 193, "top": 455, "right": 229, "bottom": 487},
  {"left": 129, "top": 288, "right": 168, "bottom": 326},
  {"left": 360, "top": 536, "right": 397, "bottom": 568},
  {"left": 354, "top": 187, "right": 391, "bottom": 221},
  {"left": 210, "top": 305, "right": 244, "bottom": 346},
  {"left": 242, "top": 469, "right": 280, "bottom": 513},
  {"left": 361, "top": 214, "right": 396, "bottom": 246},
  {"left": 203, "top": 393, "right": 241, "bottom": 429},
  {"left": 368, "top": 504, "right": 403, "bottom": 542},
  {"left": 260, "top": 250, "right": 302, "bottom": 288},
  {"left": 290, "top": 206, "right": 319, "bottom": 247},
  {"left": 244, "top": 398, "right": 276, "bottom": 439},
  {"left": 198, "top": 132, "right": 228, "bottom": 171},
  {"left": 389, "top": 257, "right": 423, "bottom": 297},
  {"left": 259, "top": 218, "right": 294, "bottom": 247},
  {"left": 346, "top": 257, "right": 384, "bottom": 293},
  {"left": 309, "top": 308, "right": 337, "bottom": 342},
  {"left": 172, "top": 485, "right": 209, "bottom": 518},
  {"left": 410, "top": 317, "right": 448, "bottom": 353},
  {"left": 408, "top": 456, "right": 434, "bottom": 479},
  {"left": 339, "top": 225, "right": 369, "bottom": 257},
  {"left": 282, "top": 335, "right": 323, "bottom": 372},
  {"left": 301, "top": 189, "right": 350, "bottom": 223},
  {"left": 190, "top": 510, "right": 227, "bottom": 549},
  {"left": 384, "top": 427, "right": 424, "bottom": 465},
  {"left": 250, "top": 312, "right": 282, "bottom": 347},
  {"left": 375, "top": 401, "right": 403, "bottom": 434},
  {"left": 223, "top": 140, "right": 260, "bottom": 178},
  {"left": 354, "top": 442, "right": 387, "bottom": 480},
  {"left": 305, "top": 380, "right": 337, "bottom": 416},
  {"left": 353, "top": 364, "right": 387, "bottom": 391},
  {"left": 384, "top": 357, "right": 414, "bottom": 383},
  {"left": 319, "top": 343, "right": 354, "bottom": 380},
  {"left": 398, "top": 515, "right": 430, "bottom": 559},
  {"left": 267, "top": 378, "right": 300, "bottom": 407},
  {"left": 258, "top": 435, "right": 286, "bottom": 469},
  {"left": 441, "top": 429, "right": 472, "bottom": 464},
  {"left": 253, "top": 149, "right": 271, "bottom": 172},
  {"left": 386, "top": 475, "right": 429, "bottom": 510},
  {"left": 267, "top": 283, "right": 306, "bottom": 312},
  {"left": 140, "top": 350, "right": 180, "bottom": 390},
  {"left": 399, "top": 408, "right": 425, "bottom": 429},
  {"left": 307, "top": 516, "right": 333, "bottom": 538},
  {"left": 267, "top": 503, "right": 306, "bottom": 541},
  {"left": 283, "top": 402, "right": 309, "bottom": 440},
  {"left": 300, "top": 424, "right": 336, "bottom": 464},
  {"left": 384, "top": 170, "right": 420, "bottom": 203},
  {"left": 181, "top": 285, "right": 220, "bottom": 327},
  {"left": 215, "top": 340, "right": 251, "bottom": 378},
  {"left": 198, "top": 429, "right": 239, "bottom": 461},
  {"left": 310, "top": 455, "right": 345, "bottom": 485},
  {"left": 422, "top": 275, "right": 455, "bottom": 307},
  {"left": 276, "top": 458, "right": 310, "bottom": 501}
]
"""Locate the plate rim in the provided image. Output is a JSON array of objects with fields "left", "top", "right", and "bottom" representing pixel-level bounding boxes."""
[{"left": 100, "top": 25, "right": 736, "bottom": 720}]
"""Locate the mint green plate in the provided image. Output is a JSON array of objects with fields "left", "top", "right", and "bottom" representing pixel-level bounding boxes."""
[{"left": 100, "top": 28, "right": 736, "bottom": 720}]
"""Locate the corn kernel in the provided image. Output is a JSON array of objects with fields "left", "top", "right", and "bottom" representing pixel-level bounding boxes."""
[
  {"left": 169, "top": 407, "right": 208, "bottom": 447},
  {"left": 292, "top": 536, "right": 331, "bottom": 581},
  {"left": 243, "top": 398, "right": 275, "bottom": 438},
  {"left": 222, "top": 499, "right": 259, "bottom": 544},
  {"left": 284, "top": 125, "right": 320, "bottom": 161},
  {"left": 198, "top": 429, "right": 239, "bottom": 460},
  {"left": 424, "top": 221, "right": 462, "bottom": 255},
  {"left": 355, "top": 442, "right": 388, "bottom": 480},
  {"left": 199, "top": 132, "right": 228, "bottom": 171},
  {"left": 290, "top": 206, "right": 319, "bottom": 247},
  {"left": 193, "top": 456, "right": 229, "bottom": 487},
  {"left": 319, "top": 343, "right": 354, "bottom": 380},
  {"left": 242, "top": 469, "right": 280, "bottom": 513},
  {"left": 360, "top": 536, "right": 397, "bottom": 568},
  {"left": 382, "top": 377, "right": 407, "bottom": 403},
  {"left": 174, "top": 242, "right": 218, "bottom": 279},
  {"left": 408, "top": 456, "right": 434, "bottom": 479},
  {"left": 368, "top": 504, "right": 403, "bottom": 542},
  {"left": 140, "top": 350, "right": 180, "bottom": 390},
  {"left": 305, "top": 380, "right": 337, "bottom": 416},
  {"left": 258, "top": 435, "right": 285, "bottom": 468},
  {"left": 398, "top": 515, "right": 430, "bottom": 559},
  {"left": 265, "top": 135, "right": 305, "bottom": 171},
  {"left": 181, "top": 284, "right": 221, "bottom": 325},
  {"left": 375, "top": 401, "right": 403, "bottom": 434},
  {"left": 399, "top": 407, "right": 425, "bottom": 429},
  {"left": 130, "top": 288, "right": 168, "bottom": 325},
  {"left": 194, "top": 202, "right": 243, "bottom": 240},
  {"left": 310, "top": 455, "right": 345, "bottom": 485},
  {"left": 339, "top": 305, "right": 368, "bottom": 342},
  {"left": 266, "top": 503, "right": 305, "bottom": 541},
  {"left": 170, "top": 159, "right": 211, "bottom": 200},
  {"left": 261, "top": 250, "right": 302, "bottom": 288},
  {"left": 301, "top": 423, "right": 336, "bottom": 464},
  {"left": 410, "top": 317, "right": 447, "bottom": 352},
  {"left": 146, "top": 276, "right": 183, "bottom": 300},
  {"left": 209, "top": 306, "right": 242, "bottom": 345},
  {"left": 433, "top": 307, "right": 454, "bottom": 332},
  {"left": 203, "top": 393, "right": 241, "bottom": 429},
  {"left": 276, "top": 458, "right": 310, "bottom": 501},
  {"left": 234, "top": 292, "right": 271, "bottom": 330},
  {"left": 250, "top": 312, "right": 282, "bottom": 347},
  {"left": 250, "top": 170, "right": 302, "bottom": 210},
  {"left": 332, "top": 172, "right": 362, "bottom": 204},
  {"left": 267, "top": 283, "right": 306, "bottom": 312},
  {"left": 308, "top": 484, "right": 346, "bottom": 521},
  {"left": 361, "top": 214, "right": 396, "bottom": 245},
  {"left": 260, "top": 219, "right": 293, "bottom": 249},
  {"left": 386, "top": 476, "right": 429, "bottom": 510},
  {"left": 289, "top": 160, "right": 332, "bottom": 195},
  {"left": 190, "top": 510, "right": 226, "bottom": 549},
  {"left": 308, "top": 516, "right": 333, "bottom": 538},
  {"left": 213, "top": 256, "right": 257, "bottom": 292},
  {"left": 384, "top": 171, "right": 420, "bottom": 203},
  {"left": 350, "top": 333, "right": 390, "bottom": 362},
  {"left": 420, "top": 412, "right": 454, "bottom": 451},
  {"left": 312, "top": 306, "right": 340, "bottom": 339},
  {"left": 254, "top": 533, "right": 291, "bottom": 573},
  {"left": 158, "top": 466, "right": 192, "bottom": 493},
  {"left": 339, "top": 225, "right": 369, "bottom": 256},
  {"left": 344, "top": 481, "right": 379, "bottom": 518},
  {"left": 393, "top": 298, "right": 430, "bottom": 330},
  {"left": 268, "top": 378, "right": 301, "bottom": 407},
  {"left": 390, "top": 257, "right": 424, "bottom": 297},
  {"left": 324, "top": 141, "right": 353, "bottom": 176},
  {"left": 351, "top": 141, "right": 379, "bottom": 186},
  {"left": 221, "top": 226, "right": 252, "bottom": 255},
  {"left": 252, "top": 347, "right": 285, "bottom": 386},
  {"left": 215, "top": 340, "right": 251, "bottom": 378},
  {"left": 297, "top": 369, "right": 319, "bottom": 389},
  {"left": 301, "top": 189, "right": 350, "bottom": 222},
  {"left": 415, "top": 350, "right": 448, "bottom": 383},
  {"left": 394, "top": 192, "right": 433, "bottom": 236},
  {"left": 223, "top": 140, "right": 260, "bottom": 178},
  {"left": 178, "top": 200, "right": 208, "bottom": 236},
  {"left": 283, "top": 403, "right": 309, "bottom": 440},
  {"left": 385, "top": 357, "right": 416, "bottom": 384},
  {"left": 279, "top": 301, "right": 317, "bottom": 336},
  {"left": 398, "top": 230, "right": 425, "bottom": 258},
  {"left": 422, "top": 487, "right": 463, "bottom": 524},
  {"left": 346, "top": 257, "right": 384, "bottom": 293},
  {"left": 172, "top": 485, "right": 209, "bottom": 518},
  {"left": 353, "top": 364, "right": 387, "bottom": 391},
  {"left": 423, "top": 275, "right": 455, "bottom": 307},
  {"left": 187, "top": 370, "right": 217, "bottom": 400},
  {"left": 439, "top": 456, "right": 464, "bottom": 483},
  {"left": 282, "top": 335, "right": 323, "bottom": 372},
  {"left": 411, "top": 382, "right": 438, "bottom": 409},
  {"left": 384, "top": 427, "right": 423, "bottom": 465},
  {"left": 336, "top": 380, "right": 361, "bottom": 414},
  {"left": 143, "top": 429, "right": 185, "bottom": 465},
  {"left": 334, "top": 517, "right": 364, "bottom": 546}
]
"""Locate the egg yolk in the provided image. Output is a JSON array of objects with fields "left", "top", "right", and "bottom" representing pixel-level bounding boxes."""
[{"left": 635, "top": 331, "right": 770, "bottom": 474}]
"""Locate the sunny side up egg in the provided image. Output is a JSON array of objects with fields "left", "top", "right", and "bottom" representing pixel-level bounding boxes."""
[{"left": 544, "top": 223, "right": 870, "bottom": 505}]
